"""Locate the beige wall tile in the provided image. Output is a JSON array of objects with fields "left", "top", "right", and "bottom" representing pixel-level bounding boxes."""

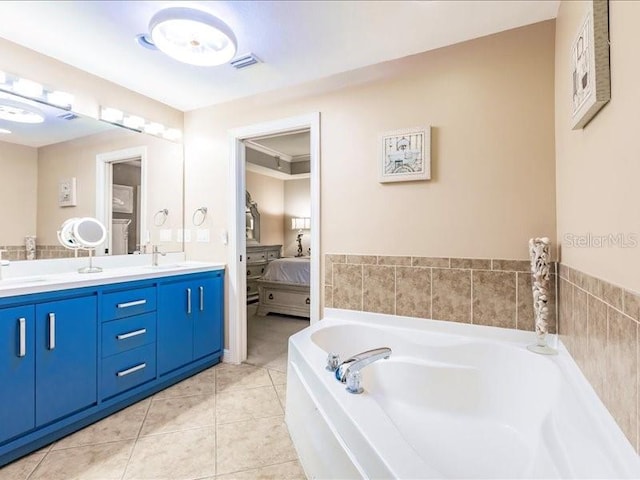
[
  {"left": 333, "top": 263, "right": 363, "bottom": 311},
  {"left": 558, "top": 278, "right": 574, "bottom": 352},
  {"left": 492, "top": 259, "right": 530, "bottom": 272},
  {"left": 324, "top": 286, "right": 333, "bottom": 308},
  {"left": 324, "top": 254, "right": 346, "bottom": 286},
  {"left": 558, "top": 263, "right": 569, "bottom": 281},
  {"left": 396, "top": 267, "right": 431, "bottom": 319},
  {"left": 472, "top": 271, "right": 516, "bottom": 329},
  {"left": 516, "top": 273, "right": 534, "bottom": 332},
  {"left": 585, "top": 297, "right": 607, "bottom": 401},
  {"left": 432, "top": 268, "right": 471, "bottom": 323},
  {"left": 571, "top": 288, "right": 589, "bottom": 367},
  {"left": 346, "top": 255, "right": 377, "bottom": 265},
  {"left": 377, "top": 255, "right": 412, "bottom": 266},
  {"left": 624, "top": 290, "right": 640, "bottom": 321},
  {"left": 602, "top": 281, "right": 624, "bottom": 311},
  {"left": 605, "top": 309, "right": 638, "bottom": 451},
  {"left": 363, "top": 265, "right": 395, "bottom": 315},
  {"left": 412, "top": 257, "right": 450, "bottom": 268},
  {"left": 547, "top": 274, "right": 557, "bottom": 334},
  {"left": 451, "top": 258, "right": 491, "bottom": 270}
]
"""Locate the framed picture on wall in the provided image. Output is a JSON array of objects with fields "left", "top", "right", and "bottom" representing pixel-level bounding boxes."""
[
  {"left": 570, "top": 0, "right": 610, "bottom": 130},
  {"left": 112, "top": 184, "right": 134, "bottom": 214},
  {"left": 58, "top": 177, "right": 77, "bottom": 207},
  {"left": 379, "top": 126, "right": 431, "bottom": 183}
]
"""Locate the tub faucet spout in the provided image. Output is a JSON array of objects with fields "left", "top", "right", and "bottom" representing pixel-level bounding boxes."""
[{"left": 335, "top": 347, "right": 391, "bottom": 393}]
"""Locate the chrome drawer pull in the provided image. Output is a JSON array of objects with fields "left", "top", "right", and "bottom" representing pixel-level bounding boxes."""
[
  {"left": 116, "top": 328, "right": 147, "bottom": 340},
  {"left": 48, "top": 313, "right": 56, "bottom": 350},
  {"left": 199, "top": 286, "right": 204, "bottom": 311},
  {"left": 187, "top": 288, "right": 192, "bottom": 314},
  {"left": 116, "top": 362, "right": 147, "bottom": 377},
  {"left": 117, "top": 299, "right": 147, "bottom": 309},
  {"left": 18, "top": 317, "right": 26, "bottom": 358}
]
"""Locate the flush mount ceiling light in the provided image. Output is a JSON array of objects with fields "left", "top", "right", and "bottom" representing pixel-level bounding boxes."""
[
  {"left": 0, "top": 101, "right": 45, "bottom": 124},
  {"left": 149, "top": 7, "right": 237, "bottom": 66}
]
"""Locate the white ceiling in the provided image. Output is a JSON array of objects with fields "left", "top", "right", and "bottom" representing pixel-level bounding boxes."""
[
  {"left": 0, "top": 1, "right": 559, "bottom": 112},
  {"left": 250, "top": 131, "right": 310, "bottom": 160}
]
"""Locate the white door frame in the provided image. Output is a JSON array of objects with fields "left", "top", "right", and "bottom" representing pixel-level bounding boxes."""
[
  {"left": 227, "top": 113, "right": 321, "bottom": 364},
  {"left": 96, "top": 146, "right": 148, "bottom": 255}
]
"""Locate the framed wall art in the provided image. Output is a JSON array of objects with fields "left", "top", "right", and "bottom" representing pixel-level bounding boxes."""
[
  {"left": 571, "top": 0, "right": 610, "bottom": 130},
  {"left": 379, "top": 126, "right": 431, "bottom": 183}
]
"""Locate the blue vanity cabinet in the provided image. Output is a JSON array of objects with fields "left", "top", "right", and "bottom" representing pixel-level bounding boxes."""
[
  {"left": 158, "top": 271, "right": 224, "bottom": 375},
  {"left": 0, "top": 306, "right": 35, "bottom": 444},
  {"left": 35, "top": 295, "right": 97, "bottom": 426}
]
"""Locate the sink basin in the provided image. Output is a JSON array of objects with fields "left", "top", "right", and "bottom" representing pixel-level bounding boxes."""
[
  {"left": 143, "top": 263, "right": 190, "bottom": 270},
  {"left": 1, "top": 277, "right": 48, "bottom": 286}
]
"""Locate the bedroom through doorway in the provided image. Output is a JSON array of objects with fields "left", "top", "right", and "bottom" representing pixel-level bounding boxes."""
[{"left": 243, "top": 129, "right": 312, "bottom": 372}]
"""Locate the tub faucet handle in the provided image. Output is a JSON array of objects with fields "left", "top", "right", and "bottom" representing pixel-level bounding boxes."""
[
  {"left": 346, "top": 371, "right": 363, "bottom": 394},
  {"left": 326, "top": 352, "right": 340, "bottom": 371}
]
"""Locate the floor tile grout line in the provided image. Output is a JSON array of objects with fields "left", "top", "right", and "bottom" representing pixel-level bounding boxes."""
[
  {"left": 120, "top": 397, "right": 153, "bottom": 480},
  {"left": 25, "top": 447, "right": 50, "bottom": 480},
  {"left": 214, "top": 458, "right": 302, "bottom": 478}
]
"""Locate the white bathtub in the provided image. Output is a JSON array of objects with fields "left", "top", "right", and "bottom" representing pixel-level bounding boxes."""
[{"left": 285, "top": 309, "right": 640, "bottom": 479}]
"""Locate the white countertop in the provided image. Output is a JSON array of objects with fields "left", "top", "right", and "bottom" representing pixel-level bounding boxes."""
[{"left": 0, "top": 260, "right": 225, "bottom": 299}]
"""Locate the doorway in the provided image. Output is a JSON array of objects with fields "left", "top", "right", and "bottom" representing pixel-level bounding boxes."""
[
  {"left": 95, "top": 146, "right": 148, "bottom": 256},
  {"left": 228, "top": 113, "right": 320, "bottom": 364}
]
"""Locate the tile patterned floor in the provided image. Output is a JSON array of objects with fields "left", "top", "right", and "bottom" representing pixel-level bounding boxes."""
[{"left": 0, "top": 363, "right": 305, "bottom": 480}]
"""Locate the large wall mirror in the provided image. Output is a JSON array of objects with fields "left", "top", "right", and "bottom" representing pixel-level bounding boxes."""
[{"left": 0, "top": 90, "right": 184, "bottom": 261}]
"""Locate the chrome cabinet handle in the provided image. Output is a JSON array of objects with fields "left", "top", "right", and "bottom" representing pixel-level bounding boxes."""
[
  {"left": 116, "top": 328, "right": 147, "bottom": 340},
  {"left": 116, "top": 362, "right": 146, "bottom": 377},
  {"left": 187, "top": 288, "right": 192, "bottom": 314},
  {"left": 48, "top": 313, "right": 56, "bottom": 350},
  {"left": 199, "top": 286, "right": 204, "bottom": 312},
  {"left": 18, "top": 318, "right": 26, "bottom": 358},
  {"left": 117, "top": 299, "right": 147, "bottom": 309}
]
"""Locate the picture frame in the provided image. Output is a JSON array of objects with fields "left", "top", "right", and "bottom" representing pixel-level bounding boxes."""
[
  {"left": 112, "top": 184, "right": 134, "bottom": 214},
  {"left": 570, "top": 0, "right": 610, "bottom": 130},
  {"left": 58, "top": 177, "right": 77, "bottom": 207},
  {"left": 379, "top": 126, "right": 431, "bottom": 183}
]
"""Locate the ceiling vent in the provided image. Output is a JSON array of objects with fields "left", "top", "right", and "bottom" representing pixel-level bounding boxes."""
[
  {"left": 58, "top": 112, "right": 79, "bottom": 121},
  {"left": 231, "top": 53, "right": 261, "bottom": 70}
]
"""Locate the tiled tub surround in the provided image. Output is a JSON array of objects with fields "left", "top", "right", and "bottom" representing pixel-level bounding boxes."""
[
  {"left": 558, "top": 265, "right": 640, "bottom": 452},
  {"left": 0, "top": 245, "right": 27, "bottom": 261},
  {"left": 324, "top": 254, "right": 557, "bottom": 333}
]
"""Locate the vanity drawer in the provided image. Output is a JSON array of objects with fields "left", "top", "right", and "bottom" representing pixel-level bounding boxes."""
[
  {"left": 101, "top": 343, "right": 156, "bottom": 400},
  {"left": 102, "top": 313, "right": 156, "bottom": 358},
  {"left": 102, "top": 287, "right": 156, "bottom": 321}
]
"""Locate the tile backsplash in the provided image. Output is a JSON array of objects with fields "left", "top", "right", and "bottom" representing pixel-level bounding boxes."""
[
  {"left": 558, "top": 264, "right": 640, "bottom": 452},
  {"left": 324, "top": 254, "right": 557, "bottom": 333}
]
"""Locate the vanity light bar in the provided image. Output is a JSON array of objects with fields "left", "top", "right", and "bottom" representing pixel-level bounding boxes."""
[
  {"left": 0, "top": 70, "right": 74, "bottom": 110},
  {"left": 100, "top": 105, "right": 183, "bottom": 143}
]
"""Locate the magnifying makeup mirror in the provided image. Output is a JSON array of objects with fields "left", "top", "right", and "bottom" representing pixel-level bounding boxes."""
[{"left": 57, "top": 217, "right": 107, "bottom": 273}]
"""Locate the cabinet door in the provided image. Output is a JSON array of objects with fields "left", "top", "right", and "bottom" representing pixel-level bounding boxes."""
[
  {"left": 158, "top": 280, "right": 193, "bottom": 375},
  {"left": 193, "top": 275, "right": 223, "bottom": 360},
  {"left": 0, "top": 305, "right": 35, "bottom": 443},
  {"left": 35, "top": 295, "right": 97, "bottom": 426}
]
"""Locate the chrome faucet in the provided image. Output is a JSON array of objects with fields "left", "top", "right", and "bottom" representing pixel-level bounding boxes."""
[
  {"left": 335, "top": 347, "right": 392, "bottom": 394},
  {"left": 0, "top": 250, "right": 8, "bottom": 281},
  {"left": 151, "top": 245, "right": 166, "bottom": 266}
]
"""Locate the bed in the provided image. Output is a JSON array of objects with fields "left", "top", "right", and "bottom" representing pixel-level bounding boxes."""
[{"left": 256, "top": 257, "right": 310, "bottom": 318}]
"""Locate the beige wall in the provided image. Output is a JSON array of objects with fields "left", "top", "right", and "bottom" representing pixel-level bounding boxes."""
[
  {"left": 37, "top": 129, "right": 184, "bottom": 251},
  {"left": 185, "top": 20, "right": 556, "bottom": 265},
  {"left": 284, "top": 179, "right": 311, "bottom": 257},
  {"left": 0, "top": 141, "right": 38, "bottom": 245},
  {"left": 245, "top": 170, "right": 284, "bottom": 247},
  {"left": 555, "top": 1, "right": 640, "bottom": 293}
]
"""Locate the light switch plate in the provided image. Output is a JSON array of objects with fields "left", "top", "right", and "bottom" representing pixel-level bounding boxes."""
[{"left": 196, "top": 229, "right": 210, "bottom": 243}]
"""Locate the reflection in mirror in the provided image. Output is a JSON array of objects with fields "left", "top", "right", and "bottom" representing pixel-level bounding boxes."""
[
  {"left": 0, "top": 90, "right": 184, "bottom": 261},
  {"left": 246, "top": 191, "right": 260, "bottom": 244}
]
